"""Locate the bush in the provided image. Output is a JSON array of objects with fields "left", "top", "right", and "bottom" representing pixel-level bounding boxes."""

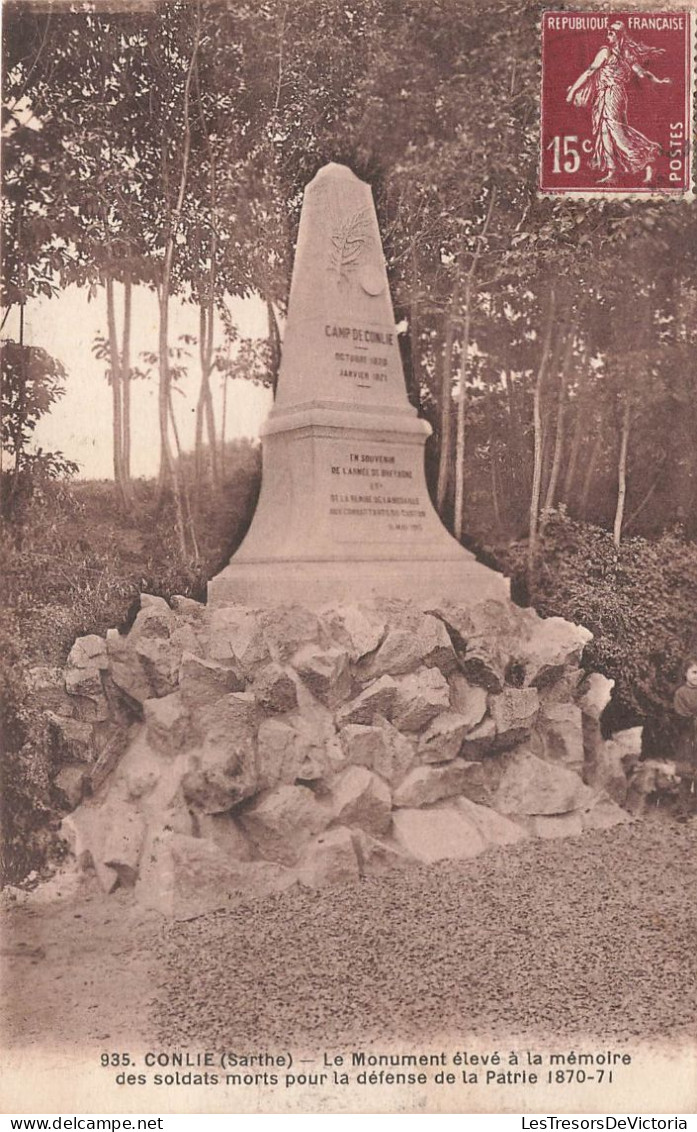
[
  {"left": 0, "top": 619, "right": 64, "bottom": 885},
  {"left": 489, "top": 510, "right": 697, "bottom": 752},
  {"left": 0, "top": 444, "right": 261, "bottom": 882}
]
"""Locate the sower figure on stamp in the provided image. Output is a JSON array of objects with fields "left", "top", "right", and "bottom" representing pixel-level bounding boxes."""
[
  {"left": 673, "top": 658, "right": 697, "bottom": 820},
  {"left": 566, "top": 20, "right": 671, "bottom": 184}
]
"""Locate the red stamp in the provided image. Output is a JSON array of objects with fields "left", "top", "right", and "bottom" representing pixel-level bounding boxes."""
[{"left": 541, "top": 11, "right": 694, "bottom": 195}]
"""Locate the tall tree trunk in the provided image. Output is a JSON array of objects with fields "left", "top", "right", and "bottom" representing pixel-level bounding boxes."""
[
  {"left": 195, "top": 302, "right": 209, "bottom": 488},
  {"left": 454, "top": 186, "right": 495, "bottom": 542},
  {"left": 502, "top": 367, "right": 521, "bottom": 510},
  {"left": 454, "top": 278, "right": 472, "bottom": 542},
  {"left": 436, "top": 308, "right": 456, "bottom": 516},
  {"left": 527, "top": 290, "right": 557, "bottom": 578},
  {"left": 613, "top": 399, "right": 631, "bottom": 547},
  {"left": 408, "top": 241, "right": 420, "bottom": 410},
  {"left": 220, "top": 335, "right": 232, "bottom": 483},
  {"left": 543, "top": 321, "right": 575, "bottom": 518},
  {"left": 121, "top": 276, "right": 132, "bottom": 491},
  {"left": 169, "top": 386, "right": 199, "bottom": 564},
  {"left": 106, "top": 276, "right": 126, "bottom": 508},
  {"left": 155, "top": 4, "right": 200, "bottom": 561},
  {"left": 193, "top": 52, "right": 220, "bottom": 492},
  {"left": 267, "top": 299, "right": 281, "bottom": 395},
  {"left": 484, "top": 390, "right": 501, "bottom": 530},
  {"left": 561, "top": 345, "right": 589, "bottom": 507}
]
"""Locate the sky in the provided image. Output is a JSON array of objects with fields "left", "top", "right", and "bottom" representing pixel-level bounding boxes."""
[{"left": 3, "top": 285, "right": 273, "bottom": 480}]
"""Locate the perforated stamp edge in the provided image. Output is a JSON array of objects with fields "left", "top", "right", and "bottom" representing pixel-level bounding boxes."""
[{"left": 538, "top": 7, "right": 696, "bottom": 201}]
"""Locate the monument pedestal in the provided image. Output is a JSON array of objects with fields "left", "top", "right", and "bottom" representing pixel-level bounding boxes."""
[{"left": 209, "top": 164, "right": 508, "bottom": 609}]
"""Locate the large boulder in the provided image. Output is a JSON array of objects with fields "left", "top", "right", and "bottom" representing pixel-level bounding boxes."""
[
  {"left": 115, "top": 736, "right": 193, "bottom": 835},
  {"left": 493, "top": 748, "right": 594, "bottom": 816},
  {"left": 61, "top": 797, "right": 146, "bottom": 892},
  {"left": 256, "top": 718, "right": 307, "bottom": 788},
  {"left": 252, "top": 663, "right": 299, "bottom": 713},
  {"left": 143, "top": 693, "right": 194, "bottom": 758},
  {"left": 393, "top": 667, "right": 451, "bottom": 732},
  {"left": 611, "top": 726, "right": 643, "bottom": 760},
  {"left": 131, "top": 595, "right": 175, "bottom": 639},
  {"left": 339, "top": 719, "right": 415, "bottom": 783},
  {"left": 193, "top": 812, "right": 254, "bottom": 860},
  {"left": 322, "top": 605, "right": 386, "bottom": 661},
  {"left": 126, "top": 598, "right": 181, "bottom": 697},
  {"left": 26, "top": 666, "right": 73, "bottom": 716},
  {"left": 132, "top": 637, "right": 182, "bottom": 698},
  {"left": 577, "top": 673, "right": 615, "bottom": 720},
  {"left": 54, "top": 763, "right": 91, "bottom": 808},
  {"left": 448, "top": 675, "right": 488, "bottom": 730},
  {"left": 181, "top": 697, "right": 259, "bottom": 813},
  {"left": 136, "top": 831, "right": 296, "bottom": 920},
  {"left": 335, "top": 676, "right": 398, "bottom": 726},
  {"left": 63, "top": 634, "right": 119, "bottom": 724},
  {"left": 330, "top": 765, "right": 392, "bottom": 835},
  {"left": 430, "top": 600, "right": 524, "bottom": 692},
  {"left": 292, "top": 644, "right": 352, "bottom": 708},
  {"left": 417, "top": 712, "right": 473, "bottom": 764},
  {"left": 181, "top": 745, "right": 257, "bottom": 814},
  {"left": 289, "top": 711, "right": 344, "bottom": 782},
  {"left": 261, "top": 605, "right": 323, "bottom": 663},
  {"left": 178, "top": 653, "right": 246, "bottom": 708},
  {"left": 362, "top": 615, "right": 456, "bottom": 679},
  {"left": 393, "top": 760, "right": 482, "bottom": 808},
  {"left": 538, "top": 702, "right": 585, "bottom": 771},
  {"left": 239, "top": 784, "right": 330, "bottom": 865},
  {"left": 67, "top": 635, "right": 109, "bottom": 671},
  {"left": 460, "top": 716, "right": 497, "bottom": 757},
  {"left": 298, "top": 827, "right": 360, "bottom": 888},
  {"left": 584, "top": 738, "right": 629, "bottom": 805},
  {"left": 582, "top": 798, "right": 632, "bottom": 831},
  {"left": 106, "top": 628, "right": 155, "bottom": 705},
  {"left": 351, "top": 829, "right": 412, "bottom": 877},
  {"left": 206, "top": 606, "right": 271, "bottom": 674},
  {"left": 170, "top": 595, "right": 206, "bottom": 620},
  {"left": 197, "top": 691, "right": 258, "bottom": 733},
  {"left": 490, "top": 687, "right": 539, "bottom": 746},
  {"left": 516, "top": 616, "right": 592, "bottom": 688},
  {"left": 454, "top": 796, "right": 527, "bottom": 847},
  {"left": 392, "top": 806, "right": 487, "bottom": 863}
]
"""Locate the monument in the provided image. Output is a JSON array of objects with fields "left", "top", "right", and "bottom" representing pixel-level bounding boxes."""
[{"left": 209, "top": 163, "right": 507, "bottom": 608}]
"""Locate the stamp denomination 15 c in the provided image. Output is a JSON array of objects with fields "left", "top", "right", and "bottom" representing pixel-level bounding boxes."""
[{"left": 541, "top": 11, "right": 694, "bottom": 196}]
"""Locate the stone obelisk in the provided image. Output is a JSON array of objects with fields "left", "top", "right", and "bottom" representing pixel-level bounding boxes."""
[{"left": 209, "top": 163, "right": 507, "bottom": 608}]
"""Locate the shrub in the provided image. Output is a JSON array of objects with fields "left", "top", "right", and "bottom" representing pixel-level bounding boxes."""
[
  {"left": 0, "top": 444, "right": 262, "bottom": 882},
  {"left": 0, "top": 618, "right": 64, "bottom": 885},
  {"left": 489, "top": 510, "right": 697, "bottom": 752}
]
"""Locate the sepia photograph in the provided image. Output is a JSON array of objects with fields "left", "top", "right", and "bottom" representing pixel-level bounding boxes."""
[{"left": 1, "top": 0, "right": 696, "bottom": 1116}]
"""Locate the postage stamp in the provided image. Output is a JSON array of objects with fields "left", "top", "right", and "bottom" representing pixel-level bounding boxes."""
[{"left": 540, "top": 11, "right": 694, "bottom": 196}]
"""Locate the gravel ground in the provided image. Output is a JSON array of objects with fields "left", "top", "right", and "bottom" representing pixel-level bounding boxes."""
[{"left": 155, "top": 818, "right": 697, "bottom": 1050}]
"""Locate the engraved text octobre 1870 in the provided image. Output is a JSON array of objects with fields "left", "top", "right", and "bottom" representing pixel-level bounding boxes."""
[{"left": 326, "top": 324, "right": 394, "bottom": 389}]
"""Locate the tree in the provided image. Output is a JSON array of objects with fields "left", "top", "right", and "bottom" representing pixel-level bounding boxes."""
[{"left": 0, "top": 339, "right": 77, "bottom": 518}]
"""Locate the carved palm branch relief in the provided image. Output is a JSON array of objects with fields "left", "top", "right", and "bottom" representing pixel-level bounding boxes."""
[{"left": 328, "top": 206, "right": 372, "bottom": 286}]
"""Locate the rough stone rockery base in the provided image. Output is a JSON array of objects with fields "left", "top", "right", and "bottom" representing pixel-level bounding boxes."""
[{"left": 54, "top": 593, "right": 634, "bottom": 919}]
